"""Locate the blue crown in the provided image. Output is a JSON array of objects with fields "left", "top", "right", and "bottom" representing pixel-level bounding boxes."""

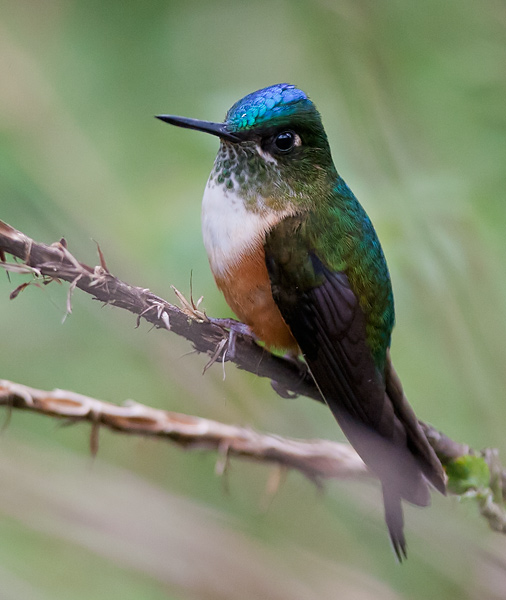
[{"left": 226, "top": 84, "right": 311, "bottom": 132}]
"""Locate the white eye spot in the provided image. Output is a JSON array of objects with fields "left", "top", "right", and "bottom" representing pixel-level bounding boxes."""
[{"left": 256, "top": 144, "right": 278, "bottom": 164}]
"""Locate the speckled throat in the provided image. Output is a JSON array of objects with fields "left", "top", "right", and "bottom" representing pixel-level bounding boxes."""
[
  {"left": 208, "top": 141, "right": 298, "bottom": 213},
  {"left": 202, "top": 141, "right": 298, "bottom": 277}
]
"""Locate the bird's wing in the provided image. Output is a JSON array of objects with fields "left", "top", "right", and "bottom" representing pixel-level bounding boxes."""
[
  {"left": 264, "top": 216, "right": 391, "bottom": 433},
  {"left": 264, "top": 215, "right": 446, "bottom": 559},
  {"left": 264, "top": 216, "right": 434, "bottom": 500}
]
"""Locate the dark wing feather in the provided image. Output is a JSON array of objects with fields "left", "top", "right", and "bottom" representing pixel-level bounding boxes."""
[{"left": 265, "top": 222, "right": 445, "bottom": 557}]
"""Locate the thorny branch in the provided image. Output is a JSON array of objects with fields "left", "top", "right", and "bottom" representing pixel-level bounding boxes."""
[
  {"left": 1, "top": 220, "right": 506, "bottom": 533},
  {"left": 0, "top": 379, "right": 366, "bottom": 483},
  {"left": 0, "top": 220, "right": 317, "bottom": 400},
  {"left": 1, "top": 378, "right": 505, "bottom": 533}
]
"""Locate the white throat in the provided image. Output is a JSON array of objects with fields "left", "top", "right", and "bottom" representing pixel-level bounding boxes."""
[{"left": 201, "top": 179, "right": 292, "bottom": 277}]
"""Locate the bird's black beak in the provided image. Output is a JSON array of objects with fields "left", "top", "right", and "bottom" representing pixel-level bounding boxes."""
[{"left": 156, "top": 115, "right": 241, "bottom": 143}]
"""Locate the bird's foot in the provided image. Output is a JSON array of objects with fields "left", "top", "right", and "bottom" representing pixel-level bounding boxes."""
[
  {"left": 270, "top": 352, "right": 309, "bottom": 399},
  {"left": 208, "top": 317, "right": 256, "bottom": 338},
  {"left": 208, "top": 317, "right": 259, "bottom": 361}
]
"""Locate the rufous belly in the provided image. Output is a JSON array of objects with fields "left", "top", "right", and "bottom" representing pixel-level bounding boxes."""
[{"left": 213, "top": 245, "right": 298, "bottom": 352}]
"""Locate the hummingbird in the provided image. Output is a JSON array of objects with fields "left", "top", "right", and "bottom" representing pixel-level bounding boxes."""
[{"left": 157, "top": 83, "right": 446, "bottom": 559}]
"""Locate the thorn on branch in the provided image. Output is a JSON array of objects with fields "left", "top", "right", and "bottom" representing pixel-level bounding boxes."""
[
  {"left": 172, "top": 285, "right": 208, "bottom": 323},
  {"left": 216, "top": 440, "right": 231, "bottom": 494},
  {"left": 136, "top": 300, "right": 171, "bottom": 330},
  {"left": 25, "top": 237, "right": 34, "bottom": 265},
  {"left": 64, "top": 273, "right": 83, "bottom": 320},
  {"left": 259, "top": 465, "right": 288, "bottom": 512},
  {"left": 90, "top": 414, "right": 101, "bottom": 458},
  {"left": 160, "top": 310, "right": 171, "bottom": 330},
  {"left": 94, "top": 240, "right": 110, "bottom": 273},
  {"left": 1, "top": 262, "right": 41, "bottom": 277},
  {"left": 10, "top": 281, "right": 32, "bottom": 300},
  {"left": 215, "top": 440, "right": 231, "bottom": 477},
  {"left": 203, "top": 337, "right": 228, "bottom": 375},
  {"left": 1, "top": 400, "right": 13, "bottom": 433}
]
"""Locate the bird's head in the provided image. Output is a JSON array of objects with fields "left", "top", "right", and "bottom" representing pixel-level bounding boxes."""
[{"left": 158, "top": 84, "right": 337, "bottom": 211}]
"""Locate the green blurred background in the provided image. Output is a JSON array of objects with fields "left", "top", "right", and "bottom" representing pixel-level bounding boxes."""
[{"left": 1, "top": 1, "right": 506, "bottom": 598}]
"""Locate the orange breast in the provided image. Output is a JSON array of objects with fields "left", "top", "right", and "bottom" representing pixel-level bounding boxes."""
[{"left": 213, "top": 245, "right": 298, "bottom": 352}]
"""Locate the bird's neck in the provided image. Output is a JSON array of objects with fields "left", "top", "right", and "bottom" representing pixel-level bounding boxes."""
[{"left": 201, "top": 178, "right": 296, "bottom": 278}]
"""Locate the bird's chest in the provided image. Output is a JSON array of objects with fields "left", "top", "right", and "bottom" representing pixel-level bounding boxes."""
[
  {"left": 201, "top": 181, "right": 274, "bottom": 276},
  {"left": 201, "top": 181, "right": 297, "bottom": 351}
]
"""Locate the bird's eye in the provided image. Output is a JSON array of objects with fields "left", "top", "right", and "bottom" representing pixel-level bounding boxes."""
[{"left": 273, "top": 130, "right": 299, "bottom": 153}]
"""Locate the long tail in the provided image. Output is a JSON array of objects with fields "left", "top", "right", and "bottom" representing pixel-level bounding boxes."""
[
  {"left": 379, "top": 353, "right": 446, "bottom": 560},
  {"left": 385, "top": 353, "right": 447, "bottom": 497},
  {"left": 382, "top": 485, "right": 407, "bottom": 561},
  {"left": 332, "top": 356, "right": 446, "bottom": 560}
]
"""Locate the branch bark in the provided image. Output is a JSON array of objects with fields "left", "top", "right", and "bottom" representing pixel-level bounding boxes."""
[{"left": 0, "top": 379, "right": 366, "bottom": 483}]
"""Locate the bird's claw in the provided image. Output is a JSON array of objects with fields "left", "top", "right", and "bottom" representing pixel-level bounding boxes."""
[{"left": 208, "top": 317, "right": 259, "bottom": 361}]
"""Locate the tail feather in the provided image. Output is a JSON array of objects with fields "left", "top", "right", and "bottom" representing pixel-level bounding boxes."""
[
  {"left": 383, "top": 486, "right": 407, "bottom": 562},
  {"left": 334, "top": 359, "right": 446, "bottom": 559},
  {"left": 385, "top": 353, "right": 447, "bottom": 497}
]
